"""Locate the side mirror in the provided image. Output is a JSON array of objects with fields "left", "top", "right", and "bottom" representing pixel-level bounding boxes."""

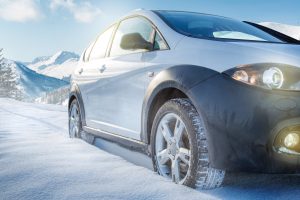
[{"left": 120, "top": 33, "right": 153, "bottom": 51}]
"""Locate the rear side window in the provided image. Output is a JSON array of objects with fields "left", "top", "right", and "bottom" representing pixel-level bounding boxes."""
[
  {"left": 110, "top": 17, "right": 154, "bottom": 57},
  {"left": 83, "top": 41, "right": 95, "bottom": 62},
  {"left": 89, "top": 25, "right": 115, "bottom": 60}
]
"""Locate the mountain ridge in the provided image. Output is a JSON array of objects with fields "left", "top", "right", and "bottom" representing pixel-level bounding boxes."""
[
  {"left": 27, "top": 50, "right": 80, "bottom": 80},
  {"left": 1, "top": 59, "right": 68, "bottom": 101}
]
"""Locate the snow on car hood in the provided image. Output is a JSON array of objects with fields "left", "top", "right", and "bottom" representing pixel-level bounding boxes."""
[{"left": 177, "top": 37, "right": 300, "bottom": 72}]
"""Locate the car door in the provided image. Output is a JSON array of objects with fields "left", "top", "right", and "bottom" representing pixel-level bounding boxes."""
[
  {"left": 76, "top": 25, "right": 116, "bottom": 126},
  {"left": 85, "top": 17, "right": 156, "bottom": 140},
  {"left": 142, "top": 30, "right": 171, "bottom": 77}
]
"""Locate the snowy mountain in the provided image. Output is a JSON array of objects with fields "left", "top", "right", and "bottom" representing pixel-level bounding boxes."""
[
  {"left": 1, "top": 59, "right": 68, "bottom": 101},
  {"left": 30, "top": 55, "right": 51, "bottom": 66},
  {"left": 27, "top": 51, "right": 80, "bottom": 81},
  {"left": 260, "top": 22, "right": 300, "bottom": 40}
]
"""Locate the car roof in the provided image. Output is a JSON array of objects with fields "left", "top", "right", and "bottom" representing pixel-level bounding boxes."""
[
  {"left": 152, "top": 10, "right": 233, "bottom": 20},
  {"left": 126, "top": 9, "right": 232, "bottom": 21}
]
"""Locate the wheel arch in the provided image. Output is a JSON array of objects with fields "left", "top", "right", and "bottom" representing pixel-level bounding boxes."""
[{"left": 141, "top": 65, "right": 219, "bottom": 144}]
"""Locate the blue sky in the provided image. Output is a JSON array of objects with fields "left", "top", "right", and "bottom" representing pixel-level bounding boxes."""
[{"left": 1, "top": 0, "right": 300, "bottom": 61}]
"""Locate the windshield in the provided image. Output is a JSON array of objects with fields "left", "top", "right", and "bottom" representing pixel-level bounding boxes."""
[{"left": 155, "top": 11, "right": 283, "bottom": 43}]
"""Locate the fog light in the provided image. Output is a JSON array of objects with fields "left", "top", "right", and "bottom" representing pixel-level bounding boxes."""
[
  {"left": 274, "top": 126, "right": 300, "bottom": 155},
  {"left": 284, "top": 133, "right": 300, "bottom": 148}
]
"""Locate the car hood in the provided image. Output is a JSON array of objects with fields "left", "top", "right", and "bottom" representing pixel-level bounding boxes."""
[
  {"left": 231, "top": 41, "right": 300, "bottom": 60},
  {"left": 177, "top": 37, "right": 300, "bottom": 72}
]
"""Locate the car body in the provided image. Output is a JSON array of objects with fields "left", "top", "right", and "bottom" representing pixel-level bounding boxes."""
[{"left": 69, "top": 9, "right": 300, "bottom": 189}]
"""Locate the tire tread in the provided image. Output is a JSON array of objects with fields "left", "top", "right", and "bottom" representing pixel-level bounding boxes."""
[{"left": 169, "top": 98, "right": 225, "bottom": 190}]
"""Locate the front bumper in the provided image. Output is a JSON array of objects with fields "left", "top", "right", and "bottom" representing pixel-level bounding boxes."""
[{"left": 188, "top": 73, "right": 300, "bottom": 173}]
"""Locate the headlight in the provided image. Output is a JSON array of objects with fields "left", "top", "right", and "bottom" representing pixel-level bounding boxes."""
[
  {"left": 262, "top": 67, "right": 284, "bottom": 88},
  {"left": 224, "top": 63, "right": 300, "bottom": 91}
]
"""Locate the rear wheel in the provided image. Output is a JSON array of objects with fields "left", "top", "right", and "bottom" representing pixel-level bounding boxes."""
[
  {"left": 69, "top": 99, "right": 82, "bottom": 138},
  {"left": 69, "top": 99, "right": 95, "bottom": 144},
  {"left": 151, "top": 98, "right": 225, "bottom": 189}
]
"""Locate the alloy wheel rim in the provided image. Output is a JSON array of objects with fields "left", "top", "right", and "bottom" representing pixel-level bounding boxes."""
[
  {"left": 155, "top": 113, "right": 191, "bottom": 184},
  {"left": 69, "top": 103, "right": 80, "bottom": 137}
]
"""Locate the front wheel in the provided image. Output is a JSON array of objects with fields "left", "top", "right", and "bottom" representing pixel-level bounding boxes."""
[{"left": 150, "top": 98, "right": 225, "bottom": 189}]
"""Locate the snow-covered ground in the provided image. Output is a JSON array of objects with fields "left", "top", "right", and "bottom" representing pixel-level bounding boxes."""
[{"left": 1, "top": 98, "right": 300, "bottom": 200}]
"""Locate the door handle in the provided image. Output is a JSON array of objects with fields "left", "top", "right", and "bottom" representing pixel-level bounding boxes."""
[
  {"left": 78, "top": 68, "right": 83, "bottom": 74},
  {"left": 148, "top": 71, "right": 154, "bottom": 77},
  {"left": 98, "top": 65, "right": 106, "bottom": 73}
]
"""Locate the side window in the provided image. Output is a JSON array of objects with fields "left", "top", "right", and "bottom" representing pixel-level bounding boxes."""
[
  {"left": 83, "top": 41, "right": 95, "bottom": 62},
  {"left": 110, "top": 17, "right": 154, "bottom": 57},
  {"left": 153, "top": 31, "right": 168, "bottom": 51},
  {"left": 89, "top": 25, "right": 115, "bottom": 60}
]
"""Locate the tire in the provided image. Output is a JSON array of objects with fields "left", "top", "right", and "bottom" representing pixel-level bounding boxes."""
[
  {"left": 69, "top": 99, "right": 95, "bottom": 144},
  {"left": 150, "top": 98, "right": 225, "bottom": 189},
  {"left": 69, "top": 99, "right": 82, "bottom": 138}
]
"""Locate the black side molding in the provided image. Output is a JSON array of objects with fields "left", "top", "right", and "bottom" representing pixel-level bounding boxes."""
[{"left": 83, "top": 126, "right": 150, "bottom": 156}]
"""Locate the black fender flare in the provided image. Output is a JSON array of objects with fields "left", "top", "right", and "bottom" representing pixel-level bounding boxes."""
[
  {"left": 69, "top": 83, "right": 86, "bottom": 126},
  {"left": 141, "top": 64, "right": 219, "bottom": 144}
]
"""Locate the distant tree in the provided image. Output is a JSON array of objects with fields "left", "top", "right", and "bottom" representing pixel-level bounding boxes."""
[
  {"left": 36, "top": 86, "right": 69, "bottom": 105},
  {"left": 0, "top": 48, "right": 23, "bottom": 100}
]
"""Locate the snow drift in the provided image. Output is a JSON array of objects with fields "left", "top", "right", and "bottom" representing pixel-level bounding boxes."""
[{"left": 1, "top": 98, "right": 300, "bottom": 200}]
